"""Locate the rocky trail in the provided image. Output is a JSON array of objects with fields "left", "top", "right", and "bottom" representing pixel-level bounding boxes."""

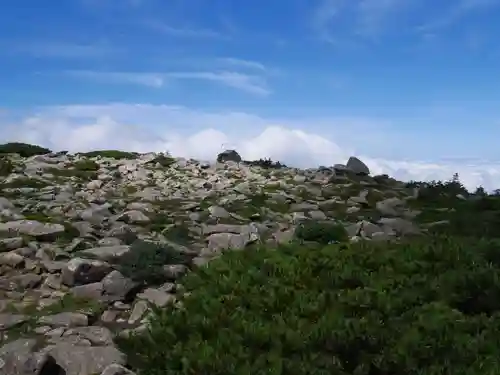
[{"left": 0, "top": 149, "right": 433, "bottom": 375}]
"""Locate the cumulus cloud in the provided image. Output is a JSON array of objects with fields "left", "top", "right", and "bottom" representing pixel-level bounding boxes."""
[{"left": 1, "top": 103, "right": 499, "bottom": 191}]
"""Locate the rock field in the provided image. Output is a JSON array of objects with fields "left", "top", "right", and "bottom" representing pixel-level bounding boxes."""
[{"left": 0, "top": 150, "right": 430, "bottom": 375}]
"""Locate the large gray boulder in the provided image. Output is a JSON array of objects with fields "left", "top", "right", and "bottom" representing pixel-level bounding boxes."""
[
  {"left": 346, "top": 156, "right": 370, "bottom": 175},
  {"left": 217, "top": 150, "right": 242, "bottom": 163}
]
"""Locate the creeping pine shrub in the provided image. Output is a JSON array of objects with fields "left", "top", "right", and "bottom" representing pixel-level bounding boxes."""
[
  {"left": 117, "top": 239, "right": 193, "bottom": 285},
  {"left": 0, "top": 157, "right": 14, "bottom": 176},
  {"left": 73, "top": 160, "right": 100, "bottom": 171},
  {"left": 117, "top": 237, "right": 500, "bottom": 375},
  {"left": 425, "top": 196, "right": 500, "bottom": 239},
  {"left": 0, "top": 142, "right": 51, "bottom": 157},
  {"left": 407, "top": 176, "right": 500, "bottom": 239},
  {"left": 407, "top": 173, "right": 468, "bottom": 205},
  {"left": 149, "top": 153, "right": 176, "bottom": 168},
  {"left": 244, "top": 158, "right": 287, "bottom": 169},
  {"left": 294, "top": 220, "right": 349, "bottom": 244},
  {"left": 78, "top": 150, "right": 138, "bottom": 160}
]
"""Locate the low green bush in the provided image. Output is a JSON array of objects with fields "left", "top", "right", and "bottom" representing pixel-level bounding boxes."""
[
  {"left": 117, "top": 239, "right": 193, "bottom": 285},
  {"left": 46, "top": 167, "right": 98, "bottom": 181},
  {"left": 406, "top": 173, "right": 468, "bottom": 205},
  {"left": 148, "top": 153, "right": 176, "bottom": 167},
  {"left": 0, "top": 177, "right": 50, "bottom": 189},
  {"left": 0, "top": 157, "right": 14, "bottom": 176},
  {"left": 244, "top": 158, "right": 287, "bottom": 169},
  {"left": 118, "top": 237, "right": 500, "bottom": 375},
  {"left": 73, "top": 160, "right": 100, "bottom": 172},
  {"left": 78, "top": 150, "right": 138, "bottom": 159},
  {"left": 0, "top": 142, "right": 51, "bottom": 157},
  {"left": 295, "top": 220, "right": 349, "bottom": 244}
]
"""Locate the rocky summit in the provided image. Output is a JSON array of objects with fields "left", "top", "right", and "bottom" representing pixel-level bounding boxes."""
[{"left": 0, "top": 147, "right": 448, "bottom": 374}]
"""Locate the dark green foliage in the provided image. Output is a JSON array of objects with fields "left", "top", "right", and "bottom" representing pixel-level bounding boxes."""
[
  {"left": 148, "top": 153, "right": 176, "bottom": 167},
  {"left": 426, "top": 196, "right": 500, "bottom": 238},
  {"left": 474, "top": 186, "right": 487, "bottom": 196},
  {"left": 295, "top": 220, "right": 349, "bottom": 244},
  {"left": 0, "top": 157, "right": 14, "bottom": 176},
  {"left": 406, "top": 173, "right": 468, "bottom": 205},
  {"left": 0, "top": 177, "right": 50, "bottom": 189},
  {"left": 408, "top": 174, "right": 500, "bottom": 239},
  {"left": 117, "top": 239, "right": 193, "bottom": 285},
  {"left": 163, "top": 223, "right": 195, "bottom": 245},
  {"left": 118, "top": 237, "right": 500, "bottom": 375},
  {"left": 46, "top": 167, "right": 98, "bottom": 181},
  {"left": 0, "top": 142, "right": 51, "bottom": 157},
  {"left": 73, "top": 160, "right": 100, "bottom": 171},
  {"left": 78, "top": 150, "right": 138, "bottom": 159},
  {"left": 244, "top": 158, "right": 287, "bottom": 169}
]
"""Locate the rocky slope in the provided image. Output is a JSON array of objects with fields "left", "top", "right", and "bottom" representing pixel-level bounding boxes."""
[{"left": 0, "top": 150, "right": 430, "bottom": 375}]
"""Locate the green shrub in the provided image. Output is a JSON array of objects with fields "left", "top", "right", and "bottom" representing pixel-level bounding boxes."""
[
  {"left": 73, "top": 160, "right": 100, "bottom": 171},
  {"left": 410, "top": 187, "right": 500, "bottom": 239},
  {"left": 295, "top": 220, "right": 349, "bottom": 244},
  {"left": 404, "top": 174, "right": 500, "bottom": 239},
  {"left": 0, "top": 157, "right": 14, "bottom": 176},
  {"left": 0, "top": 177, "right": 50, "bottom": 189},
  {"left": 407, "top": 173, "right": 468, "bottom": 205},
  {"left": 46, "top": 167, "right": 98, "bottom": 181},
  {"left": 117, "top": 239, "right": 193, "bottom": 285},
  {"left": 0, "top": 142, "right": 51, "bottom": 157},
  {"left": 78, "top": 150, "right": 138, "bottom": 160},
  {"left": 244, "top": 158, "right": 287, "bottom": 169},
  {"left": 428, "top": 201, "right": 500, "bottom": 239},
  {"left": 149, "top": 153, "right": 176, "bottom": 168},
  {"left": 162, "top": 223, "right": 195, "bottom": 245},
  {"left": 118, "top": 237, "right": 500, "bottom": 375}
]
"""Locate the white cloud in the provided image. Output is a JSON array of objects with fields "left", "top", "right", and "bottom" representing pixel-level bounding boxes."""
[
  {"left": 1, "top": 103, "right": 499, "bottom": 191},
  {"left": 417, "top": 0, "right": 500, "bottom": 33},
  {"left": 216, "top": 58, "right": 267, "bottom": 72},
  {"left": 167, "top": 71, "right": 270, "bottom": 96},
  {"left": 311, "top": 0, "right": 414, "bottom": 43},
  {"left": 11, "top": 42, "right": 113, "bottom": 59},
  {"left": 311, "top": 0, "right": 344, "bottom": 43},
  {"left": 63, "top": 70, "right": 270, "bottom": 96},
  {"left": 64, "top": 71, "right": 165, "bottom": 87},
  {"left": 356, "top": 0, "right": 412, "bottom": 36},
  {"left": 142, "top": 21, "right": 226, "bottom": 39},
  {"left": 80, "top": 0, "right": 146, "bottom": 10}
]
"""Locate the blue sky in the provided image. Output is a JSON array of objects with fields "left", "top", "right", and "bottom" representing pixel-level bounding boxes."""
[{"left": 1, "top": 0, "right": 500, "bottom": 189}]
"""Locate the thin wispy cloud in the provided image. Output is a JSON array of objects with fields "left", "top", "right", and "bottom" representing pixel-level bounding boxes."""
[
  {"left": 417, "top": 0, "right": 500, "bottom": 32},
  {"left": 80, "top": 0, "right": 144, "bottom": 9},
  {"left": 167, "top": 71, "right": 271, "bottom": 96},
  {"left": 63, "top": 70, "right": 270, "bottom": 96},
  {"left": 142, "top": 20, "right": 227, "bottom": 39},
  {"left": 311, "top": 0, "right": 343, "bottom": 44},
  {"left": 217, "top": 57, "right": 267, "bottom": 71},
  {"left": 11, "top": 42, "right": 113, "bottom": 59},
  {"left": 356, "top": 0, "right": 412, "bottom": 37},
  {"left": 64, "top": 71, "right": 165, "bottom": 87},
  {"left": 311, "top": 0, "right": 412, "bottom": 44}
]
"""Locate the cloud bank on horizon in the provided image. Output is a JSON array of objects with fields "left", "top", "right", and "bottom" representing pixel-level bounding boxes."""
[{"left": 1, "top": 0, "right": 500, "bottom": 191}]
